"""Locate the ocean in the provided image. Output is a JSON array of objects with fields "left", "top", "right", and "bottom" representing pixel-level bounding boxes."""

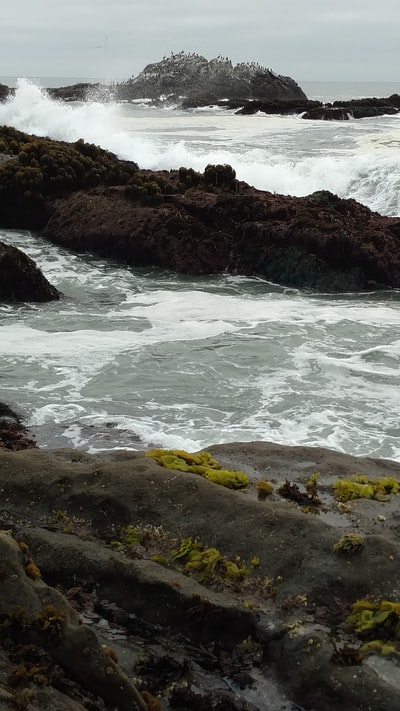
[{"left": 1, "top": 78, "right": 400, "bottom": 459}]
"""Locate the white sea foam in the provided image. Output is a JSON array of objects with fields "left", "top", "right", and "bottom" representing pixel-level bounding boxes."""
[{"left": 1, "top": 79, "right": 400, "bottom": 215}]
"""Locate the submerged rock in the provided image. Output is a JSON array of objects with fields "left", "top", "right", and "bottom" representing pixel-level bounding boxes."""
[{"left": 0, "top": 241, "right": 60, "bottom": 302}]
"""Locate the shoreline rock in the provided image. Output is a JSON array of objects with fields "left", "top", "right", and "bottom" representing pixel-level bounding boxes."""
[
  {"left": 1, "top": 126, "right": 400, "bottom": 292},
  {"left": 0, "top": 240, "right": 60, "bottom": 303},
  {"left": 1, "top": 414, "right": 400, "bottom": 710}
]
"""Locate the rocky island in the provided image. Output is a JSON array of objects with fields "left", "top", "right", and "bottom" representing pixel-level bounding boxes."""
[
  {"left": 0, "top": 53, "right": 399, "bottom": 120},
  {"left": 112, "top": 51, "right": 307, "bottom": 104}
]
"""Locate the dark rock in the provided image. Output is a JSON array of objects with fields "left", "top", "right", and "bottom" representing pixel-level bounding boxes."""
[
  {"left": 0, "top": 533, "right": 146, "bottom": 710},
  {"left": 0, "top": 241, "right": 60, "bottom": 302},
  {"left": 114, "top": 52, "right": 306, "bottom": 103},
  {"left": 2, "top": 126, "right": 400, "bottom": 293},
  {"left": 0, "top": 126, "right": 139, "bottom": 229},
  {"left": 46, "top": 83, "right": 100, "bottom": 102},
  {"left": 0, "top": 402, "right": 37, "bottom": 451},
  {"left": 0, "top": 83, "right": 11, "bottom": 102},
  {"left": 42, "top": 180, "right": 400, "bottom": 292},
  {"left": 223, "top": 94, "right": 400, "bottom": 122}
]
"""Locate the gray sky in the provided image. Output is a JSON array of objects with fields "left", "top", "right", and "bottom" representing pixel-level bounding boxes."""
[{"left": 2, "top": 0, "right": 399, "bottom": 83}]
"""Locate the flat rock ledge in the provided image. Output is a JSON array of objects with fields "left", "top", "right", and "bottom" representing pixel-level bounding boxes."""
[{"left": 1, "top": 433, "right": 400, "bottom": 710}]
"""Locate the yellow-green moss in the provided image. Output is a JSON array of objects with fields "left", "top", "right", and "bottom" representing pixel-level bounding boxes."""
[
  {"left": 348, "top": 599, "right": 400, "bottom": 636},
  {"left": 305, "top": 472, "right": 320, "bottom": 497},
  {"left": 347, "top": 599, "right": 400, "bottom": 660},
  {"left": 257, "top": 479, "right": 273, "bottom": 500},
  {"left": 333, "top": 532, "right": 365, "bottom": 554},
  {"left": 171, "top": 537, "right": 248, "bottom": 582},
  {"left": 24, "top": 558, "right": 41, "bottom": 580},
  {"left": 332, "top": 475, "right": 400, "bottom": 502},
  {"left": 146, "top": 448, "right": 249, "bottom": 489}
]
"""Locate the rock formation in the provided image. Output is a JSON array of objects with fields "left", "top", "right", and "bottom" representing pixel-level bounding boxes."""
[
  {"left": 114, "top": 51, "right": 307, "bottom": 103},
  {"left": 0, "top": 83, "right": 11, "bottom": 102},
  {"left": 2, "top": 126, "right": 400, "bottom": 292},
  {"left": 1, "top": 420, "right": 400, "bottom": 710},
  {"left": 0, "top": 241, "right": 60, "bottom": 302}
]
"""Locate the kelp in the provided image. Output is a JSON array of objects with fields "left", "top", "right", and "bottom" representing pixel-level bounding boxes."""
[{"left": 146, "top": 449, "right": 249, "bottom": 489}]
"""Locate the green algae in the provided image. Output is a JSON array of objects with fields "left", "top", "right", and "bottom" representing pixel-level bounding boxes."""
[
  {"left": 332, "top": 474, "right": 400, "bottom": 502},
  {"left": 171, "top": 537, "right": 248, "bottom": 583},
  {"left": 146, "top": 449, "right": 249, "bottom": 489},
  {"left": 256, "top": 479, "right": 273, "bottom": 500},
  {"left": 333, "top": 532, "right": 365, "bottom": 555}
]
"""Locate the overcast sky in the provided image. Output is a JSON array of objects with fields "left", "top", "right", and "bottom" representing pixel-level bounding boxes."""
[{"left": 2, "top": 0, "right": 399, "bottom": 84}]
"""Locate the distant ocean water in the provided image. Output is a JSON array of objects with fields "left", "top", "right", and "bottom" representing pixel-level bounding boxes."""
[{"left": 1, "top": 78, "right": 400, "bottom": 459}]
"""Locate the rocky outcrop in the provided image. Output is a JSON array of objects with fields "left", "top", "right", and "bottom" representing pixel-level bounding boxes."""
[
  {"left": 0, "top": 533, "right": 146, "bottom": 711},
  {"left": 2, "top": 436, "right": 400, "bottom": 710},
  {"left": 0, "top": 241, "right": 60, "bottom": 302},
  {"left": 114, "top": 51, "right": 307, "bottom": 103},
  {"left": 46, "top": 82, "right": 100, "bottom": 102},
  {"left": 216, "top": 94, "right": 400, "bottom": 120},
  {"left": 2, "top": 126, "right": 400, "bottom": 292},
  {"left": 0, "top": 126, "right": 139, "bottom": 229},
  {"left": 42, "top": 181, "right": 400, "bottom": 292},
  {"left": 0, "top": 83, "right": 11, "bottom": 102}
]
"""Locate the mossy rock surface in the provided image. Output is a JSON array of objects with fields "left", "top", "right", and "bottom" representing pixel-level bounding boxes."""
[
  {"left": 2, "top": 438, "right": 400, "bottom": 708},
  {"left": 0, "top": 126, "right": 139, "bottom": 228}
]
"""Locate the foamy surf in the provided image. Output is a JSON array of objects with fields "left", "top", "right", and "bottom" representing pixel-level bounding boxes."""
[{"left": 1, "top": 79, "right": 400, "bottom": 215}]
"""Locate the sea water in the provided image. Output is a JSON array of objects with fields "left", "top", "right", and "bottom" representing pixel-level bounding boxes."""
[{"left": 1, "top": 80, "right": 400, "bottom": 457}]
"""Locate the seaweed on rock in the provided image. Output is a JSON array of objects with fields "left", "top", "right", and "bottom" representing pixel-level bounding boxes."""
[
  {"left": 332, "top": 474, "right": 400, "bottom": 502},
  {"left": 146, "top": 449, "right": 249, "bottom": 489},
  {"left": 0, "top": 126, "right": 139, "bottom": 228},
  {"left": 347, "top": 599, "right": 400, "bottom": 660},
  {"left": 333, "top": 533, "right": 365, "bottom": 555}
]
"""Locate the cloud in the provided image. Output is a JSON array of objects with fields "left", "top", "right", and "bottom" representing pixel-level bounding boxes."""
[{"left": 1, "top": 0, "right": 400, "bottom": 81}]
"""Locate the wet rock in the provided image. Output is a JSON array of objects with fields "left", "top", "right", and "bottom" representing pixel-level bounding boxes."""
[
  {"left": 0, "top": 533, "right": 146, "bottom": 710},
  {"left": 0, "top": 241, "right": 60, "bottom": 302},
  {"left": 2, "top": 440, "right": 400, "bottom": 709},
  {"left": 0, "top": 402, "right": 37, "bottom": 451},
  {"left": 0, "top": 83, "right": 11, "bottom": 102},
  {"left": 223, "top": 95, "right": 400, "bottom": 121},
  {"left": 42, "top": 182, "right": 400, "bottom": 292},
  {"left": 2, "top": 126, "right": 400, "bottom": 292},
  {"left": 46, "top": 83, "right": 100, "bottom": 102}
]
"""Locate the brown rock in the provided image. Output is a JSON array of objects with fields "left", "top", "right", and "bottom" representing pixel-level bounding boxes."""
[
  {"left": 0, "top": 241, "right": 60, "bottom": 302},
  {"left": 42, "top": 182, "right": 400, "bottom": 292}
]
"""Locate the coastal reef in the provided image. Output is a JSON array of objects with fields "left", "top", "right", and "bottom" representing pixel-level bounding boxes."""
[
  {"left": 1, "top": 419, "right": 400, "bottom": 709},
  {"left": 2, "top": 126, "right": 400, "bottom": 292}
]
